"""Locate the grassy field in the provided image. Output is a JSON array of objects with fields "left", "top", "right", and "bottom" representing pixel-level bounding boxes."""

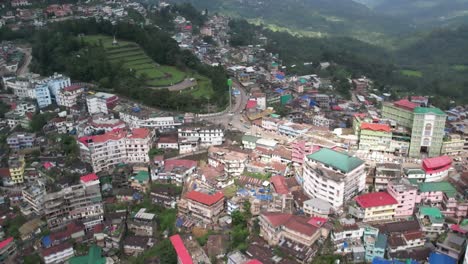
[
  {"left": 452, "top": 65, "right": 468, "bottom": 72},
  {"left": 81, "top": 34, "right": 186, "bottom": 87},
  {"left": 401, "top": 69, "right": 423, "bottom": 77},
  {"left": 181, "top": 74, "right": 214, "bottom": 99}
]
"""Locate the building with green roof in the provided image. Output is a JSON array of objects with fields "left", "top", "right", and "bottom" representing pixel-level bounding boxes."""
[
  {"left": 241, "top": 135, "right": 259, "bottom": 149},
  {"left": 303, "top": 148, "right": 366, "bottom": 209},
  {"left": 418, "top": 206, "right": 445, "bottom": 234},
  {"left": 418, "top": 181, "right": 457, "bottom": 198},
  {"left": 409, "top": 106, "right": 447, "bottom": 158},
  {"left": 306, "top": 148, "right": 364, "bottom": 173},
  {"left": 68, "top": 245, "right": 107, "bottom": 264}
]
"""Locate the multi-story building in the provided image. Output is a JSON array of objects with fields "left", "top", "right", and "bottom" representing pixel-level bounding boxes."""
[
  {"left": 441, "top": 134, "right": 464, "bottom": 156},
  {"left": 170, "top": 234, "right": 193, "bottom": 264},
  {"left": 303, "top": 198, "right": 332, "bottom": 218},
  {"left": 302, "top": 148, "right": 366, "bottom": 209},
  {"left": 56, "top": 84, "right": 83, "bottom": 108},
  {"left": 374, "top": 163, "right": 401, "bottom": 191},
  {"left": 43, "top": 174, "right": 103, "bottom": 231},
  {"left": 259, "top": 212, "right": 323, "bottom": 247},
  {"left": 278, "top": 122, "right": 310, "bottom": 137},
  {"left": 22, "top": 180, "right": 46, "bottom": 215},
  {"left": 46, "top": 73, "right": 71, "bottom": 99},
  {"left": 178, "top": 125, "right": 224, "bottom": 152},
  {"left": 358, "top": 123, "right": 392, "bottom": 153},
  {"left": 363, "top": 227, "right": 387, "bottom": 262},
  {"left": 422, "top": 155, "right": 452, "bottom": 182},
  {"left": 261, "top": 116, "right": 281, "bottom": 132},
  {"left": 151, "top": 159, "right": 197, "bottom": 185},
  {"left": 35, "top": 83, "right": 52, "bottom": 108},
  {"left": 312, "top": 115, "right": 330, "bottom": 128},
  {"left": 79, "top": 128, "right": 153, "bottom": 173},
  {"left": 41, "top": 243, "right": 74, "bottom": 264},
  {"left": 6, "top": 132, "right": 35, "bottom": 150},
  {"left": 76, "top": 114, "right": 126, "bottom": 137},
  {"left": 241, "top": 135, "right": 259, "bottom": 150},
  {"left": 8, "top": 155, "right": 25, "bottom": 184},
  {"left": 4, "top": 76, "right": 37, "bottom": 99},
  {"left": 291, "top": 140, "right": 321, "bottom": 166},
  {"left": 208, "top": 146, "right": 249, "bottom": 176},
  {"left": 86, "top": 92, "right": 118, "bottom": 114},
  {"left": 351, "top": 192, "right": 397, "bottom": 222},
  {"left": 128, "top": 208, "right": 156, "bottom": 237},
  {"left": 180, "top": 191, "right": 225, "bottom": 223},
  {"left": 119, "top": 109, "right": 181, "bottom": 130},
  {"left": 387, "top": 178, "right": 417, "bottom": 218},
  {"left": 417, "top": 206, "right": 445, "bottom": 234},
  {"left": 409, "top": 107, "right": 447, "bottom": 158},
  {"left": 382, "top": 99, "right": 418, "bottom": 128},
  {"left": 13, "top": 102, "right": 36, "bottom": 115},
  {"left": 0, "top": 237, "right": 16, "bottom": 263}
]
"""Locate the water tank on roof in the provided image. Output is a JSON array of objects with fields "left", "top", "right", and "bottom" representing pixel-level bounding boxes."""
[{"left": 132, "top": 106, "right": 141, "bottom": 112}]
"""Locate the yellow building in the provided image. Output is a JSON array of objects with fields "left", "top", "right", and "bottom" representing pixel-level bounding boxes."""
[
  {"left": 441, "top": 134, "right": 464, "bottom": 156},
  {"left": 351, "top": 192, "right": 397, "bottom": 222},
  {"left": 8, "top": 156, "right": 25, "bottom": 184}
]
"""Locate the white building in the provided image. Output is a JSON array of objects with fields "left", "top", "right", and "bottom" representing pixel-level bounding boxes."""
[
  {"left": 86, "top": 92, "right": 118, "bottom": 115},
  {"left": 302, "top": 148, "right": 366, "bottom": 209},
  {"left": 22, "top": 180, "right": 46, "bottom": 215},
  {"left": 56, "top": 84, "right": 84, "bottom": 108},
  {"left": 79, "top": 128, "right": 153, "bottom": 173},
  {"left": 208, "top": 146, "right": 249, "bottom": 176},
  {"left": 42, "top": 243, "right": 74, "bottom": 264},
  {"left": 312, "top": 115, "right": 331, "bottom": 128},
  {"left": 178, "top": 126, "right": 224, "bottom": 153}
]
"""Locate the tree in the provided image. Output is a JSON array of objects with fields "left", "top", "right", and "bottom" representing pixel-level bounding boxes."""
[
  {"left": 30, "top": 113, "right": 54, "bottom": 132},
  {"left": 148, "top": 148, "right": 164, "bottom": 159}
]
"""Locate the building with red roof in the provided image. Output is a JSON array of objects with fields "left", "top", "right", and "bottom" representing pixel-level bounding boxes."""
[
  {"left": 258, "top": 212, "right": 323, "bottom": 247},
  {"left": 246, "top": 260, "right": 263, "bottom": 264},
  {"left": 270, "top": 175, "right": 289, "bottom": 195},
  {"left": 180, "top": 191, "right": 225, "bottom": 223},
  {"left": 422, "top": 156, "right": 452, "bottom": 182},
  {"left": 169, "top": 235, "right": 193, "bottom": 264},
  {"left": 0, "top": 237, "right": 16, "bottom": 263},
  {"left": 353, "top": 192, "right": 398, "bottom": 222},
  {"left": 393, "top": 99, "right": 419, "bottom": 111},
  {"left": 80, "top": 173, "right": 98, "bottom": 184},
  {"left": 78, "top": 128, "right": 153, "bottom": 173},
  {"left": 358, "top": 122, "right": 393, "bottom": 152},
  {"left": 56, "top": 84, "right": 84, "bottom": 108},
  {"left": 361, "top": 123, "right": 391, "bottom": 133},
  {"left": 152, "top": 159, "right": 198, "bottom": 184}
]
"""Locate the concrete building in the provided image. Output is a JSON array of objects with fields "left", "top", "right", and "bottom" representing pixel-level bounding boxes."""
[
  {"left": 208, "top": 146, "right": 249, "bottom": 176},
  {"left": 128, "top": 208, "right": 156, "bottom": 237},
  {"left": 374, "top": 163, "right": 401, "bottom": 191},
  {"left": 358, "top": 123, "right": 392, "bottom": 153},
  {"left": 387, "top": 178, "right": 417, "bottom": 218},
  {"left": 422, "top": 156, "right": 452, "bottom": 182},
  {"left": 179, "top": 191, "right": 225, "bottom": 223},
  {"left": 302, "top": 148, "right": 366, "bottom": 209},
  {"left": 46, "top": 73, "right": 71, "bottom": 99},
  {"left": 278, "top": 122, "right": 310, "bottom": 137},
  {"left": 259, "top": 212, "right": 324, "bottom": 247},
  {"left": 409, "top": 107, "right": 447, "bottom": 158},
  {"left": 22, "top": 180, "right": 46, "bottom": 215},
  {"left": 241, "top": 135, "right": 259, "bottom": 150},
  {"left": 41, "top": 243, "right": 74, "bottom": 264},
  {"left": 0, "top": 237, "right": 16, "bottom": 263},
  {"left": 441, "top": 134, "right": 464, "bottom": 156},
  {"left": 303, "top": 198, "right": 332, "bottom": 218},
  {"left": 8, "top": 155, "right": 25, "bottom": 184},
  {"left": 312, "top": 115, "right": 330, "bottom": 128},
  {"left": 79, "top": 128, "right": 153, "bottom": 173},
  {"left": 119, "top": 109, "right": 181, "bottom": 130},
  {"left": 35, "top": 83, "right": 52, "bottom": 108},
  {"left": 169, "top": 234, "right": 193, "bottom": 264},
  {"left": 351, "top": 192, "right": 397, "bottom": 222},
  {"left": 43, "top": 174, "right": 103, "bottom": 231},
  {"left": 87, "top": 92, "right": 118, "bottom": 115},
  {"left": 417, "top": 206, "right": 445, "bottom": 234},
  {"left": 56, "top": 84, "right": 83, "bottom": 108},
  {"left": 178, "top": 125, "right": 224, "bottom": 152},
  {"left": 382, "top": 99, "right": 417, "bottom": 128},
  {"left": 6, "top": 132, "right": 35, "bottom": 150}
]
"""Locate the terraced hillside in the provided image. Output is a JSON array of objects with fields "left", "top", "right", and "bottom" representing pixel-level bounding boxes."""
[{"left": 82, "top": 35, "right": 186, "bottom": 87}]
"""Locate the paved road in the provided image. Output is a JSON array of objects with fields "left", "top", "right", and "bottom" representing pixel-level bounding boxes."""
[{"left": 17, "top": 47, "right": 32, "bottom": 76}]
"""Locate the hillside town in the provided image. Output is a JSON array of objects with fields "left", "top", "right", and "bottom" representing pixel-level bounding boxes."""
[{"left": 0, "top": 1, "right": 468, "bottom": 264}]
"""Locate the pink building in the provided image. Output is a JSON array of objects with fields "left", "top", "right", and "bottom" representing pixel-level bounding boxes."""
[
  {"left": 291, "top": 141, "right": 320, "bottom": 165},
  {"left": 387, "top": 178, "right": 417, "bottom": 217}
]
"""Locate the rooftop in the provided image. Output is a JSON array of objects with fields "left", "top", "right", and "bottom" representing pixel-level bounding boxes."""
[
  {"left": 355, "top": 192, "right": 397, "bottom": 208},
  {"left": 418, "top": 181, "right": 457, "bottom": 197},
  {"left": 262, "top": 212, "right": 319, "bottom": 237},
  {"left": 361, "top": 123, "right": 391, "bottom": 133},
  {"left": 185, "top": 190, "right": 224, "bottom": 206},
  {"left": 270, "top": 176, "right": 289, "bottom": 195},
  {"left": 307, "top": 148, "right": 364, "bottom": 173},
  {"left": 80, "top": 173, "right": 98, "bottom": 183},
  {"left": 170, "top": 235, "right": 193, "bottom": 264},
  {"left": 68, "top": 245, "right": 106, "bottom": 264},
  {"left": 422, "top": 156, "right": 452, "bottom": 171},
  {"left": 393, "top": 99, "right": 419, "bottom": 111},
  {"left": 413, "top": 107, "right": 446, "bottom": 115}
]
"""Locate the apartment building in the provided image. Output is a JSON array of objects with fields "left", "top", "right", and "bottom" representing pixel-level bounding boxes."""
[
  {"left": 35, "top": 83, "right": 52, "bottom": 108},
  {"left": 12, "top": 102, "right": 36, "bottom": 115},
  {"left": 382, "top": 99, "right": 418, "bottom": 128},
  {"left": 41, "top": 243, "right": 74, "bottom": 264},
  {"left": 86, "top": 92, "right": 118, "bottom": 114},
  {"left": 374, "top": 163, "right": 402, "bottom": 191},
  {"left": 291, "top": 140, "right": 320, "bottom": 165},
  {"left": 259, "top": 212, "right": 322, "bottom": 247},
  {"left": 6, "top": 132, "right": 35, "bottom": 150},
  {"left": 43, "top": 175, "right": 103, "bottom": 231},
  {"left": 312, "top": 115, "right": 330, "bottom": 128},
  {"left": 302, "top": 148, "right": 366, "bottom": 209},
  {"left": 22, "top": 180, "right": 46, "bottom": 215},
  {"left": 119, "top": 110, "right": 181, "bottom": 130},
  {"left": 350, "top": 192, "right": 397, "bottom": 222},
  {"left": 358, "top": 123, "right": 392, "bottom": 153},
  {"left": 387, "top": 178, "right": 417, "bottom": 217},
  {"left": 4, "top": 76, "right": 37, "bottom": 99},
  {"left": 278, "top": 122, "right": 310, "bottom": 137},
  {"left": 56, "top": 84, "right": 84, "bottom": 108},
  {"left": 77, "top": 114, "right": 127, "bottom": 137},
  {"left": 178, "top": 125, "right": 224, "bottom": 151},
  {"left": 409, "top": 107, "right": 447, "bottom": 158},
  {"left": 78, "top": 128, "right": 153, "bottom": 173},
  {"left": 128, "top": 208, "right": 156, "bottom": 237},
  {"left": 151, "top": 159, "right": 197, "bottom": 185},
  {"left": 208, "top": 146, "right": 249, "bottom": 176},
  {"left": 417, "top": 206, "right": 445, "bottom": 234},
  {"left": 441, "top": 134, "right": 464, "bottom": 156},
  {"left": 0, "top": 237, "right": 16, "bottom": 263},
  {"left": 180, "top": 191, "right": 225, "bottom": 223},
  {"left": 8, "top": 155, "right": 25, "bottom": 184},
  {"left": 46, "top": 73, "right": 71, "bottom": 98}
]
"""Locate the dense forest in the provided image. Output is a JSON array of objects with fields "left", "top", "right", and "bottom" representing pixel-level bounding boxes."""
[
  {"left": 228, "top": 19, "right": 468, "bottom": 109},
  {"left": 27, "top": 18, "right": 228, "bottom": 113}
]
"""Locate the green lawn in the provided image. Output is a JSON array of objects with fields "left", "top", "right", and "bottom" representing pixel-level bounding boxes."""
[
  {"left": 81, "top": 34, "right": 187, "bottom": 87},
  {"left": 401, "top": 69, "right": 423, "bottom": 77},
  {"left": 185, "top": 74, "right": 214, "bottom": 99}
]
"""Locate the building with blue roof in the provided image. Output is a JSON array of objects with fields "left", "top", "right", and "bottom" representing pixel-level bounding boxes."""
[{"left": 428, "top": 252, "right": 457, "bottom": 264}]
